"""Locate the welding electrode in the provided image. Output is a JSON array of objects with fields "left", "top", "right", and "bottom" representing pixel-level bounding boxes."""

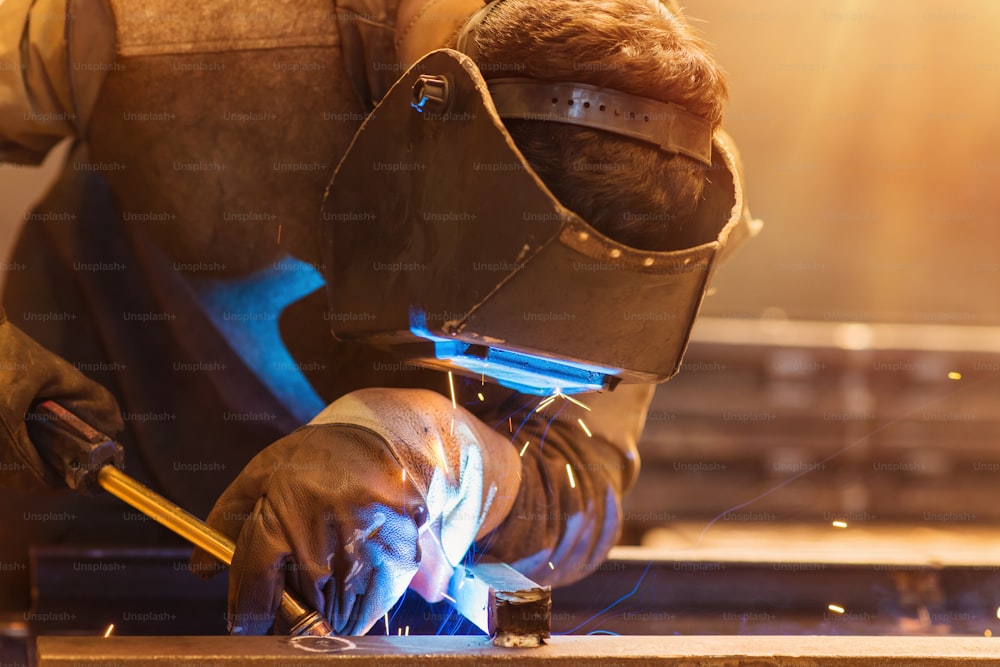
[{"left": 26, "top": 400, "right": 333, "bottom": 637}]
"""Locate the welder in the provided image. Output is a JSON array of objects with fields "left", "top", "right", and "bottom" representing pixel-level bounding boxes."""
[{"left": 0, "top": 0, "right": 750, "bottom": 636}]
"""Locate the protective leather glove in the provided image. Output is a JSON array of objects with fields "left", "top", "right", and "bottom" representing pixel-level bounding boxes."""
[
  {"left": 189, "top": 387, "right": 521, "bottom": 636},
  {"left": 0, "top": 307, "right": 124, "bottom": 493}
]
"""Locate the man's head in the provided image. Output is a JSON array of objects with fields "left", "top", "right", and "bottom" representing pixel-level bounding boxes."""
[
  {"left": 324, "top": 0, "right": 749, "bottom": 392},
  {"left": 461, "top": 0, "right": 728, "bottom": 250}
]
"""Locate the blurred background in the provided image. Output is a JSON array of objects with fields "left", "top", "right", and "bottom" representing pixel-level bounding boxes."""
[
  {"left": 696, "top": 0, "right": 1000, "bottom": 325},
  {"left": 4, "top": 0, "right": 1000, "bottom": 642},
  {"left": 622, "top": 0, "right": 1000, "bottom": 531}
]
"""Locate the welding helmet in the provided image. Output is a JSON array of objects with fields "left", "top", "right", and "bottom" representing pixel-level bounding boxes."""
[{"left": 320, "top": 48, "right": 759, "bottom": 396}]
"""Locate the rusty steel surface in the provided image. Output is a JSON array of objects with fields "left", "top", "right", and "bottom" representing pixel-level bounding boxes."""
[
  {"left": 36, "top": 635, "right": 1000, "bottom": 666},
  {"left": 449, "top": 561, "right": 550, "bottom": 646}
]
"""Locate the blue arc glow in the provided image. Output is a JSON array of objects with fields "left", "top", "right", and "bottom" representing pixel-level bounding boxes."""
[{"left": 409, "top": 311, "right": 618, "bottom": 395}]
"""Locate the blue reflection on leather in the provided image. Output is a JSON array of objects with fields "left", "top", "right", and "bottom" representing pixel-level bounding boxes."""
[{"left": 190, "top": 255, "right": 326, "bottom": 423}]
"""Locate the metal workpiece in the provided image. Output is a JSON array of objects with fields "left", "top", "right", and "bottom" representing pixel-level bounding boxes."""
[
  {"left": 35, "top": 635, "right": 1000, "bottom": 666},
  {"left": 449, "top": 561, "right": 551, "bottom": 647}
]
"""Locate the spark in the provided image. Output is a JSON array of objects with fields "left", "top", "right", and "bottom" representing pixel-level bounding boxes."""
[
  {"left": 508, "top": 417, "right": 513, "bottom": 433},
  {"left": 481, "top": 372, "right": 485, "bottom": 385},
  {"left": 103, "top": 624, "right": 114, "bottom": 638},
  {"left": 402, "top": 470, "right": 407, "bottom": 483},
  {"left": 519, "top": 441, "right": 531, "bottom": 457},
  {"left": 828, "top": 604, "right": 845, "bottom": 614},
  {"left": 558, "top": 392, "right": 592, "bottom": 411},
  {"left": 577, "top": 418, "right": 592, "bottom": 437},
  {"left": 448, "top": 372, "right": 457, "bottom": 409},
  {"left": 534, "top": 395, "right": 557, "bottom": 412},
  {"left": 384, "top": 614, "right": 390, "bottom": 635},
  {"left": 948, "top": 371, "right": 962, "bottom": 380},
  {"left": 477, "top": 392, "right": 485, "bottom": 402},
  {"left": 566, "top": 463, "right": 576, "bottom": 489},
  {"left": 442, "top": 593, "right": 456, "bottom": 604},
  {"left": 548, "top": 561, "right": 555, "bottom": 570},
  {"left": 832, "top": 520, "right": 847, "bottom": 528},
  {"left": 276, "top": 224, "right": 282, "bottom": 245}
]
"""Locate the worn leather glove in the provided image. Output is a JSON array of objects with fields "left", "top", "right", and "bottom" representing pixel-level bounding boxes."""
[
  {"left": 0, "top": 307, "right": 124, "bottom": 493},
  {"left": 190, "top": 387, "right": 521, "bottom": 636}
]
